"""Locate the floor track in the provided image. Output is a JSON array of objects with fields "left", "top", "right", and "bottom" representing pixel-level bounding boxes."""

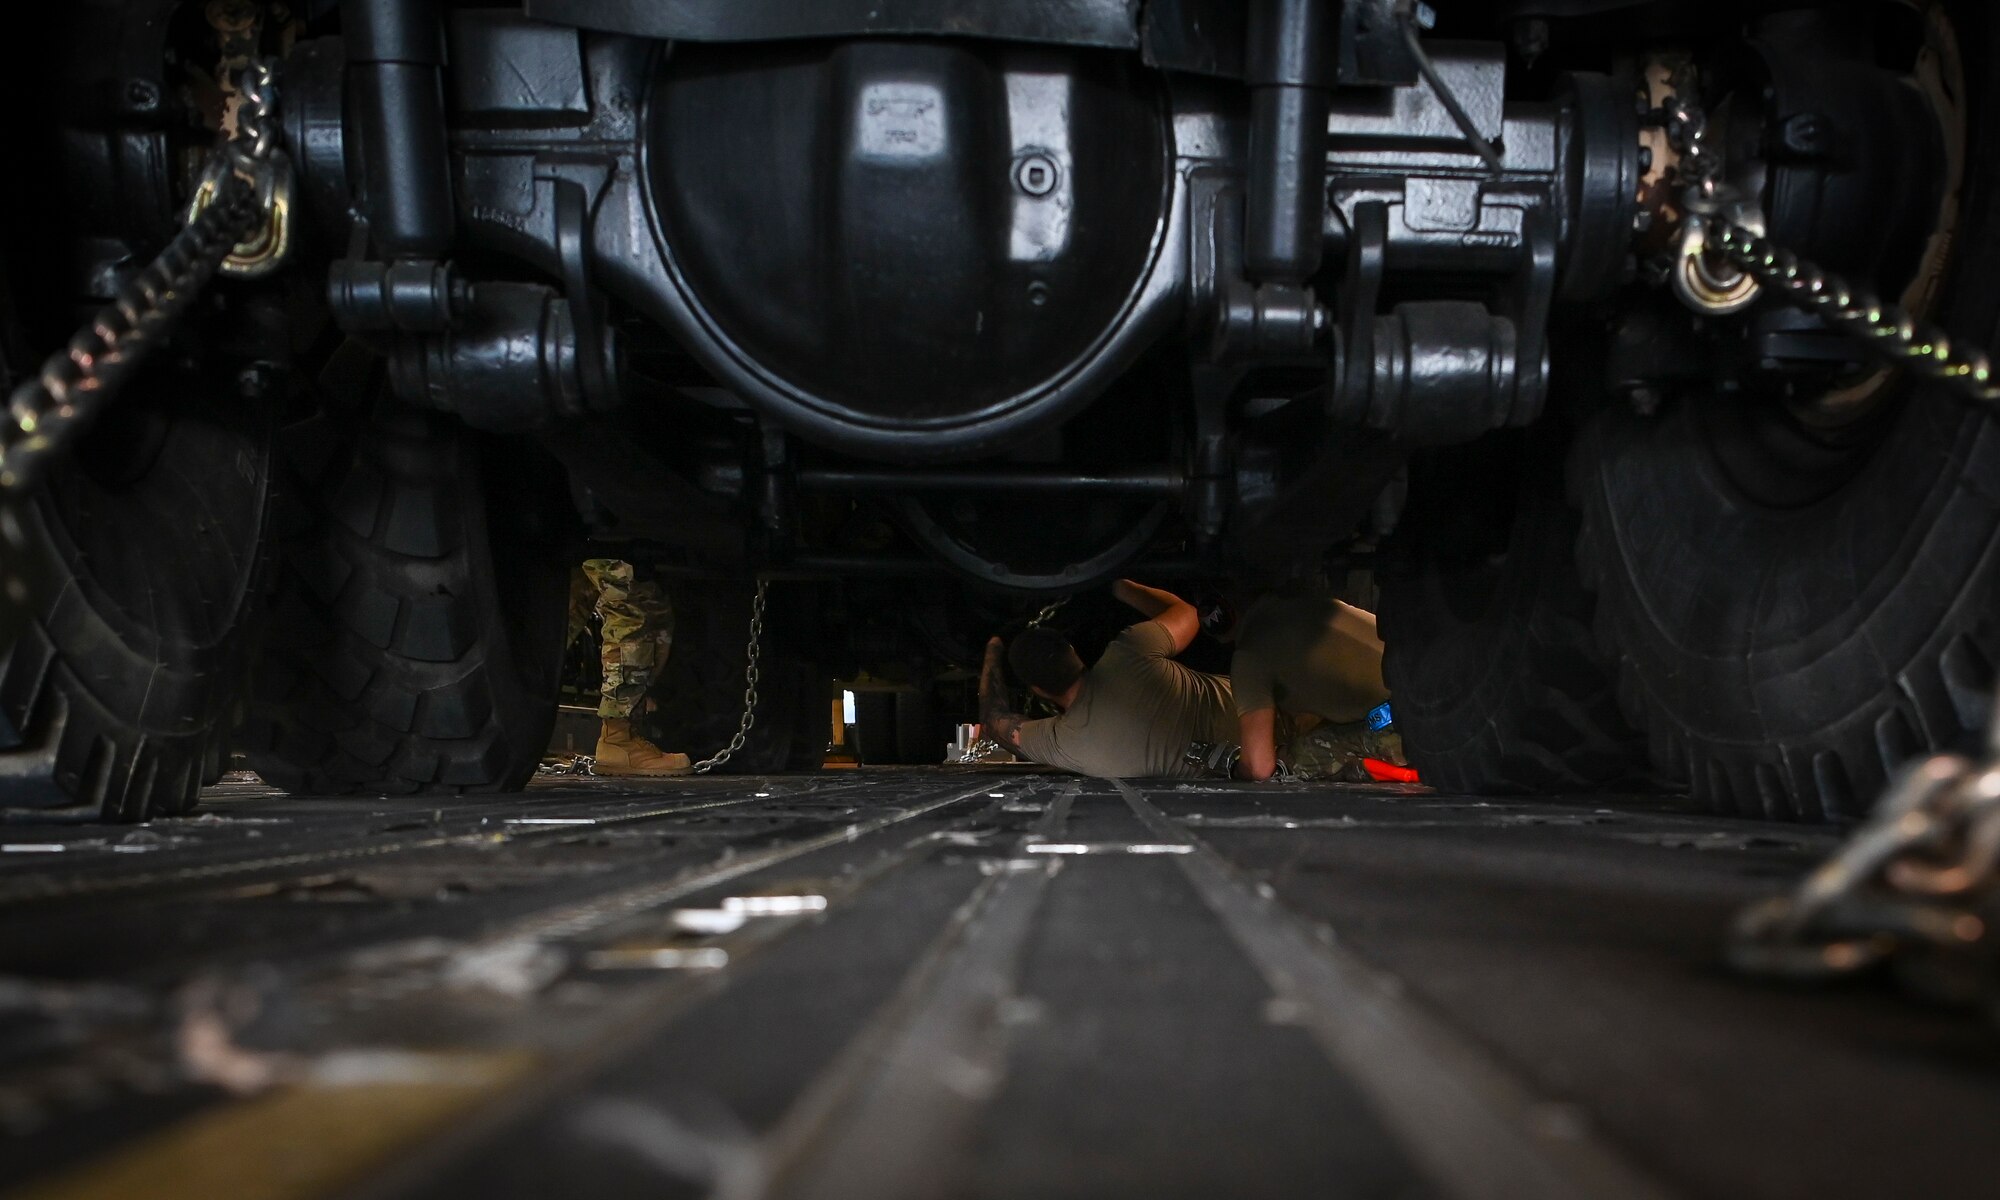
[{"left": 0, "top": 770, "right": 1992, "bottom": 1200}]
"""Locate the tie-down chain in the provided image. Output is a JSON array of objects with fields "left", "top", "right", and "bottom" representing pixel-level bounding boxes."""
[
  {"left": 1657, "top": 78, "right": 2000, "bottom": 1014},
  {"left": 0, "top": 59, "right": 288, "bottom": 644}
]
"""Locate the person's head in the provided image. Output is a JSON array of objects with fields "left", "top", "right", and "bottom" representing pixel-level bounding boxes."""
[
  {"left": 1007, "top": 627, "right": 1085, "bottom": 702},
  {"left": 1195, "top": 589, "right": 1238, "bottom": 642},
  {"left": 1195, "top": 573, "right": 1280, "bottom": 643}
]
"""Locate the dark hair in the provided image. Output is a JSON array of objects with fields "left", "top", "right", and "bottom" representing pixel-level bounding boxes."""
[
  {"left": 1007, "top": 627, "right": 1083, "bottom": 694},
  {"left": 1195, "top": 589, "right": 1237, "bottom": 639}
]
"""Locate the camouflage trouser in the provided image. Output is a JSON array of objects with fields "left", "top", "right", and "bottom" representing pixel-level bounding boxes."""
[
  {"left": 1282, "top": 719, "right": 1405, "bottom": 782},
  {"left": 568, "top": 559, "right": 675, "bottom": 719}
]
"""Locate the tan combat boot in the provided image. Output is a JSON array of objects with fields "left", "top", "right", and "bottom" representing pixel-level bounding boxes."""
[{"left": 593, "top": 718, "right": 692, "bottom": 777}]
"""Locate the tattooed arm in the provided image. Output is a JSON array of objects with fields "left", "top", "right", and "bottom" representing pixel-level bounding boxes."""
[{"left": 978, "top": 636, "right": 1029, "bottom": 752}]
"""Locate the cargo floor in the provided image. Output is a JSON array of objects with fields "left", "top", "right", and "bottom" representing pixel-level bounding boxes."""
[{"left": 0, "top": 769, "right": 1991, "bottom": 1200}]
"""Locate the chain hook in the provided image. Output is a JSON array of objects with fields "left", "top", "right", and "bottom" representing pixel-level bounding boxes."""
[
  {"left": 1671, "top": 213, "right": 1761, "bottom": 315},
  {"left": 1, "top": 55, "right": 283, "bottom": 504},
  {"left": 190, "top": 57, "right": 292, "bottom": 278},
  {"left": 1658, "top": 77, "right": 1764, "bottom": 315}
]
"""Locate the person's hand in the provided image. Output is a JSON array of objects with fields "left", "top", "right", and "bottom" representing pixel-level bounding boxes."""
[{"left": 977, "top": 636, "right": 1025, "bottom": 752}]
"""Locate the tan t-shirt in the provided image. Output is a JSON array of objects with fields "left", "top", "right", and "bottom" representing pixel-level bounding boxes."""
[
  {"left": 1014, "top": 620, "right": 1236, "bottom": 779},
  {"left": 1230, "top": 590, "right": 1388, "bottom": 723}
]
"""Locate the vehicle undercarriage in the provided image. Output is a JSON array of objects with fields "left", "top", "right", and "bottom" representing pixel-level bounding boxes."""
[
  {"left": 6, "top": 5, "right": 2000, "bottom": 1195},
  {"left": 0, "top": 0, "right": 1991, "bottom": 822}
]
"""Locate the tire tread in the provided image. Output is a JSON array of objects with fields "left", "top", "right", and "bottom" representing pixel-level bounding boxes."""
[{"left": 244, "top": 410, "right": 558, "bottom": 796}]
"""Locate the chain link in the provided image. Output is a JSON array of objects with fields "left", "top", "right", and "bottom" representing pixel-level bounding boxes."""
[
  {"left": 0, "top": 183, "right": 261, "bottom": 497},
  {"left": 193, "top": 59, "right": 293, "bottom": 279},
  {"left": 1026, "top": 596, "right": 1069, "bottom": 629},
  {"left": 954, "top": 737, "right": 1007, "bottom": 765},
  {"left": 1656, "top": 72, "right": 1768, "bottom": 316},
  {"left": 0, "top": 58, "right": 279, "bottom": 501},
  {"left": 1704, "top": 218, "right": 2000, "bottom": 407},
  {"left": 232, "top": 59, "right": 280, "bottom": 168},
  {"left": 691, "top": 579, "right": 768, "bottom": 774},
  {"left": 0, "top": 58, "right": 280, "bottom": 645},
  {"left": 1727, "top": 702, "right": 2000, "bottom": 1010},
  {"left": 1660, "top": 79, "right": 1998, "bottom": 406},
  {"left": 1661, "top": 71, "right": 1721, "bottom": 203}
]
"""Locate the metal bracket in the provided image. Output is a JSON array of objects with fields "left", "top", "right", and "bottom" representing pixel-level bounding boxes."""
[
  {"left": 185, "top": 151, "right": 295, "bottom": 278},
  {"left": 1338, "top": 0, "right": 1421, "bottom": 86},
  {"left": 547, "top": 174, "right": 620, "bottom": 413},
  {"left": 1195, "top": 179, "right": 1329, "bottom": 363},
  {"left": 1337, "top": 201, "right": 1391, "bottom": 410}
]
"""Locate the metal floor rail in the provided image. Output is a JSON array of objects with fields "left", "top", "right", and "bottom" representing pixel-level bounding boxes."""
[{"left": 0, "top": 770, "right": 1991, "bottom": 1200}]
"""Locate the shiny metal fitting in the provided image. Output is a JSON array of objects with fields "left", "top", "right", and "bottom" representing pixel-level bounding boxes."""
[{"left": 186, "top": 150, "right": 295, "bottom": 279}]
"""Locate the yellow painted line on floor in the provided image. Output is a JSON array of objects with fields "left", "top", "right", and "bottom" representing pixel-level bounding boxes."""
[{"left": 7, "top": 1050, "right": 536, "bottom": 1200}]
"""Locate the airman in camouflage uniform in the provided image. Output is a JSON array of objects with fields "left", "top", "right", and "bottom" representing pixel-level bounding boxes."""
[{"left": 570, "top": 558, "right": 690, "bottom": 775}]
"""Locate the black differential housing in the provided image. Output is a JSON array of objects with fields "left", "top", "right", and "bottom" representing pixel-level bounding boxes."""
[
  {"left": 647, "top": 40, "right": 1172, "bottom": 448},
  {"left": 270, "top": 0, "right": 1647, "bottom": 583}
]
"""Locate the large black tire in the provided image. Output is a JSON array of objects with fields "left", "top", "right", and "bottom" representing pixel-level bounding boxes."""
[
  {"left": 1571, "top": 4, "right": 1994, "bottom": 822},
  {"left": 1573, "top": 396, "right": 2000, "bottom": 821},
  {"left": 242, "top": 400, "right": 572, "bottom": 794},
  {"left": 645, "top": 582, "right": 826, "bottom": 774},
  {"left": 0, "top": 370, "right": 274, "bottom": 821},
  {"left": 1377, "top": 430, "right": 1644, "bottom": 794}
]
